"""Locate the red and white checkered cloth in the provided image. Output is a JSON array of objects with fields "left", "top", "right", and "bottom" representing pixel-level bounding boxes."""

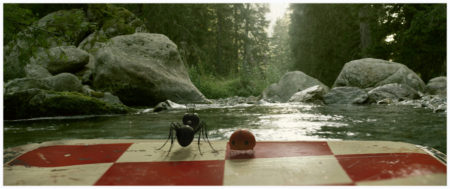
[{"left": 4, "top": 140, "right": 447, "bottom": 185}]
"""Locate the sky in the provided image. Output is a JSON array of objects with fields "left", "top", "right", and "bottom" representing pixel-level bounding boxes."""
[{"left": 266, "top": 3, "right": 290, "bottom": 37}]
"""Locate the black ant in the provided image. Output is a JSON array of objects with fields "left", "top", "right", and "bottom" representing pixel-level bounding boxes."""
[{"left": 157, "top": 104, "right": 217, "bottom": 155}]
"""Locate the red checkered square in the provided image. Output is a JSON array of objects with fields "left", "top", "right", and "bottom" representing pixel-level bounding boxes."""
[
  {"left": 95, "top": 160, "right": 225, "bottom": 185},
  {"left": 226, "top": 141, "right": 333, "bottom": 159},
  {"left": 8, "top": 143, "right": 132, "bottom": 167},
  {"left": 336, "top": 153, "right": 447, "bottom": 182}
]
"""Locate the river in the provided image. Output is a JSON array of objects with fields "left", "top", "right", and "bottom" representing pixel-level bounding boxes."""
[{"left": 3, "top": 102, "right": 446, "bottom": 154}]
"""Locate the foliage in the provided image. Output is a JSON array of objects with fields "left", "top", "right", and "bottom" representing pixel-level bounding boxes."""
[
  {"left": 289, "top": 4, "right": 363, "bottom": 86},
  {"left": 384, "top": 4, "right": 447, "bottom": 82},
  {"left": 266, "top": 11, "right": 294, "bottom": 84},
  {"left": 3, "top": 4, "right": 37, "bottom": 45},
  {"left": 289, "top": 4, "right": 446, "bottom": 86},
  {"left": 189, "top": 66, "right": 268, "bottom": 98}
]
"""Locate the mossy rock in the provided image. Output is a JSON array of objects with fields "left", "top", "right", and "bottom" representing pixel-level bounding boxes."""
[
  {"left": 4, "top": 9, "right": 92, "bottom": 81},
  {"left": 4, "top": 89, "right": 132, "bottom": 120},
  {"left": 79, "top": 4, "right": 147, "bottom": 53},
  {"left": 30, "top": 46, "right": 90, "bottom": 75},
  {"left": 5, "top": 73, "right": 84, "bottom": 95}
]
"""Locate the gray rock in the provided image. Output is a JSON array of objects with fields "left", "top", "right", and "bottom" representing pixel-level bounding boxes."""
[
  {"left": 262, "top": 71, "right": 329, "bottom": 102},
  {"left": 5, "top": 73, "right": 83, "bottom": 94},
  {"left": 101, "top": 92, "right": 124, "bottom": 105},
  {"left": 153, "top": 100, "right": 186, "bottom": 112},
  {"left": 333, "top": 58, "right": 426, "bottom": 92},
  {"left": 398, "top": 95, "right": 446, "bottom": 113},
  {"left": 288, "top": 85, "right": 328, "bottom": 103},
  {"left": 323, "top": 87, "right": 368, "bottom": 104},
  {"left": 24, "top": 64, "right": 52, "bottom": 78},
  {"left": 82, "top": 85, "right": 95, "bottom": 96},
  {"left": 4, "top": 78, "right": 51, "bottom": 95},
  {"left": 75, "top": 54, "right": 96, "bottom": 84},
  {"left": 212, "top": 96, "right": 259, "bottom": 105},
  {"left": 82, "top": 85, "right": 123, "bottom": 105},
  {"left": 78, "top": 31, "right": 107, "bottom": 53},
  {"left": 426, "top": 76, "right": 446, "bottom": 96},
  {"left": 93, "top": 33, "right": 208, "bottom": 106},
  {"left": 43, "top": 73, "right": 84, "bottom": 93},
  {"left": 30, "top": 46, "right": 90, "bottom": 74},
  {"left": 154, "top": 101, "right": 172, "bottom": 112},
  {"left": 368, "top": 83, "right": 420, "bottom": 103}
]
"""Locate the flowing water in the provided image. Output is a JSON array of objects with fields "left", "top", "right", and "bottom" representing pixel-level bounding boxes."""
[{"left": 3, "top": 102, "right": 447, "bottom": 154}]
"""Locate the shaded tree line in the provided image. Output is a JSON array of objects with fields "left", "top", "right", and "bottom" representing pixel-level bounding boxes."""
[
  {"left": 289, "top": 4, "right": 446, "bottom": 86},
  {"left": 5, "top": 4, "right": 445, "bottom": 97}
]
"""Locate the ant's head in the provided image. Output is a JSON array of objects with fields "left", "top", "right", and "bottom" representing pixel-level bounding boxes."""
[{"left": 186, "top": 104, "right": 196, "bottom": 113}]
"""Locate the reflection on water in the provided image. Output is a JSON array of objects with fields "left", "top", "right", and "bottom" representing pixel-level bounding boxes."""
[{"left": 3, "top": 102, "right": 447, "bottom": 154}]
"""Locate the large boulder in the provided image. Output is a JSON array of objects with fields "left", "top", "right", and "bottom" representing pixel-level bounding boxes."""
[
  {"left": 4, "top": 89, "right": 130, "bottom": 120},
  {"left": 367, "top": 83, "right": 420, "bottom": 103},
  {"left": 93, "top": 33, "right": 208, "bottom": 106},
  {"left": 29, "top": 46, "right": 90, "bottom": 74},
  {"left": 426, "top": 76, "right": 446, "bottom": 96},
  {"left": 333, "top": 58, "right": 426, "bottom": 92},
  {"left": 262, "top": 71, "right": 329, "bottom": 102},
  {"left": 4, "top": 9, "right": 92, "bottom": 81},
  {"left": 288, "top": 85, "right": 328, "bottom": 103},
  {"left": 323, "top": 87, "right": 368, "bottom": 104}
]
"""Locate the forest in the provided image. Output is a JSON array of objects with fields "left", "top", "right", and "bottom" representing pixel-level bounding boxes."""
[{"left": 4, "top": 3, "right": 447, "bottom": 98}]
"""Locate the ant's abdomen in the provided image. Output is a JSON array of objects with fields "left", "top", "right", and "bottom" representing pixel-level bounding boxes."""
[{"left": 176, "top": 126, "right": 195, "bottom": 147}]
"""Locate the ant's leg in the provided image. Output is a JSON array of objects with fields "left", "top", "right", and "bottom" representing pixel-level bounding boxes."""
[
  {"left": 167, "top": 123, "right": 179, "bottom": 153},
  {"left": 197, "top": 126, "right": 203, "bottom": 155},
  {"left": 201, "top": 121, "right": 218, "bottom": 153},
  {"left": 157, "top": 122, "right": 175, "bottom": 150}
]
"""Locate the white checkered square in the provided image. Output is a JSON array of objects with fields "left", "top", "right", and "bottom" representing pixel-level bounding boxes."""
[
  {"left": 223, "top": 155, "right": 352, "bottom": 185},
  {"left": 327, "top": 141, "right": 427, "bottom": 155},
  {"left": 116, "top": 140, "right": 227, "bottom": 162},
  {"left": 4, "top": 163, "right": 113, "bottom": 185}
]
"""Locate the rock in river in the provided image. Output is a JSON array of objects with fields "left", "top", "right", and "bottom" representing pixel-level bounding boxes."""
[
  {"left": 93, "top": 33, "right": 208, "bottom": 106},
  {"left": 333, "top": 58, "right": 426, "bottom": 92},
  {"left": 426, "top": 76, "right": 446, "bottom": 96},
  {"left": 262, "top": 71, "right": 329, "bottom": 102},
  {"left": 288, "top": 85, "right": 328, "bottom": 103},
  {"left": 323, "top": 87, "right": 368, "bottom": 105},
  {"left": 367, "top": 83, "right": 420, "bottom": 104}
]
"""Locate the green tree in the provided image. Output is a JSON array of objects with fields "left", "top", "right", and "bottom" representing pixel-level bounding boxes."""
[
  {"left": 289, "top": 4, "right": 446, "bottom": 86},
  {"left": 267, "top": 11, "right": 294, "bottom": 83},
  {"left": 386, "top": 4, "right": 446, "bottom": 82},
  {"left": 3, "top": 4, "right": 37, "bottom": 44},
  {"left": 290, "top": 4, "right": 362, "bottom": 86}
]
